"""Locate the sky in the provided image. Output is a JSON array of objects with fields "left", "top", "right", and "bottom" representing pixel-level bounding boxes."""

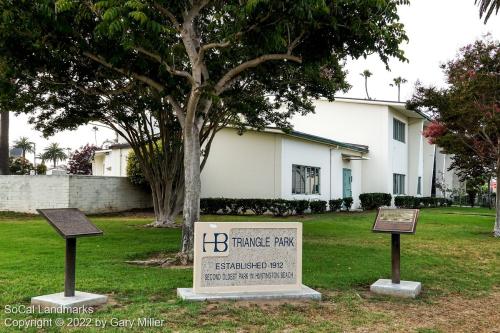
[{"left": 8, "top": 0, "right": 500, "bottom": 162}]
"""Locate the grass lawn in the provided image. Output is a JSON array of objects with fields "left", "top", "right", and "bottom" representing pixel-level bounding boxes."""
[{"left": 0, "top": 207, "right": 498, "bottom": 332}]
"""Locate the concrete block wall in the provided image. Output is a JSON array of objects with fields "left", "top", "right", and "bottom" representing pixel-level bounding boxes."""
[{"left": 0, "top": 175, "right": 152, "bottom": 214}]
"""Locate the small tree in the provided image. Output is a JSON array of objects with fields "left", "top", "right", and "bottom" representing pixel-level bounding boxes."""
[
  {"left": 13, "top": 136, "right": 34, "bottom": 159},
  {"left": 68, "top": 144, "right": 99, "bottom": 175},
  {"left": 42, "top": 143, "right": 67, "bottom": 169},
  {"left": 408, "top": 38, "right": 500, "bottom": 237},
  {"left": 360, "top": 70, "right": 373, "bottom": 100}
]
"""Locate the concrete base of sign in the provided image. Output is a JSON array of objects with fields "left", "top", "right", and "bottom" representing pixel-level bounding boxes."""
[
  {"left": 370, "top": 279, "right": 421, "bottom": 298},
  {"left": 177, "top": 285, "right": 321, "bottom": 302},
  {"left": 31, "top": 291, "right": 108, "bottom": 309}
]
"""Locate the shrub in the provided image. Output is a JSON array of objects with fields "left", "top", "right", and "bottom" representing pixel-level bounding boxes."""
[
  {"left": 36, "top": 163, "right": 47, "bottom": 175},
  {"left": 268, "top": 199, "right": 291, "bottom": 217},
  {"left": 342, "top": 197, "right": 354, "bottom": 211},
  {"left": 126, "top": 150, "right": 148, "bottom": 187},
  {"left": 310, "top": 200, "right": 327, "bottom": 213},
  {"left": 394, "top": 196, "right": 417, "bottom": 208},
  {"left": 200, "top": 198, "right": 228, "bottom": 215},
  {"left": 248, "top": 199, "right": 268, "bottom": 215},
  {"left": 359, "top": 193, "right": 392, "bottom": 210},
  {"left": 290, "top": 200, "right": 309, "bottom": 215},
  {"left": 9, "top": 157, "right": 33, "bottom": 175},
  {"left": 328, "top": 199, "right": 343, "bottom": 212}
]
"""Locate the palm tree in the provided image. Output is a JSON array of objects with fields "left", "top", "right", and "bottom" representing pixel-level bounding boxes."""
[
  {"left": 360, "top": 70, "right": 372, "bottom": 100},
  {"left": 13, "top": 137, "right": 34, "bottom": 158},
  {"left": 42, "top": 143, "right": 67, "bottom": 168},
  {"left": 475, "top": 0, "right": 500, "bottom": 23},
  {"left": 0, "top": 111, "right": 8, "bottom": 175},
  {"left": 389, "top": 76, "right": 408, "bottom": 102}
]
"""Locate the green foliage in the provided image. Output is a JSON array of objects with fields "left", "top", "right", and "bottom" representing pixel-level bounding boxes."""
[
  {"left": 36, "top": 163, "right": 47, "bottom": 175},
  {"left": 408, "top": 38, "right": 499, "bottom": 186},
  {"left": 342, "top": 197, "right": 353, "bottom": 211},
  {"left": 8, "top": 157, "right": 32, "bottom": 175},
  {"left": 395, "top": 195, "right": 418, "bottom": 208},
  {"left": 395, "top": 196, "right": 453, "bottom": 208},
  {"left": 309, "top": 200, "right": 327, "bottom": 214},
  {"left": 289, "top": 200, "right": 310, "bottom": 215},
  {"left": 200, "top": 198, "right": 313, "bottom": 216},
  {"left": 329, "top": 199, "right": 343, "bottom": 212},
  {"left": 41, "top": 143, "right": 67, "bottom": 168},
  {"left": 126, "top": 150, "right": 148, "bottom": 187},
  {"left": 359, "top": 193, "right": 392, "bottom": 210}
]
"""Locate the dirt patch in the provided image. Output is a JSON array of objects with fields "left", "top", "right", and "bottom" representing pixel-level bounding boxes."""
[
  {"left": 190, "top": 290, "right": 500, "bottom": 332},
  {"left": 125, "top": 252, "right": 192, "bottom": 269}
]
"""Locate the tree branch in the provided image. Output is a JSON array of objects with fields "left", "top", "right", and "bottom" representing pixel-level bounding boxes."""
[
  {"left": 134, "top": 46, "right": 195, "bottom": 84},
  {"left": 82, "top": 52, "right": 165, "bottom": 93},
  {"left": 215, "top": 54, "right": 302, "bottom": 94}
]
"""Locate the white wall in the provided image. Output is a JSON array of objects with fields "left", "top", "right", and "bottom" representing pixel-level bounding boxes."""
[
  {"left": 389, "top": 110, "right": 409, "bottom": 195},
  {"left": 201, "top": 128, "right": 281, "bottom": 199},
  {"left": 280, "top": 137, "right": 364, "bottom": 208},
  {"left": 292, "top": 100, "right": 390, "bottom": 194},
  {"left": 92, "top": 149, "right": 129, "bottom": 177},
  {"left": 0, "top": 175, "right": 152, "bottom": 214},
  {"left": 280, "top": 137, "right": 330, "bottom": 202}
]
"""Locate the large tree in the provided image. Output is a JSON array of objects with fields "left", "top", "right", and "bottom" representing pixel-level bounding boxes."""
[
  {"left": 408, "top": 38, "right": 500, "bottom": 237},
  {"left": 1, "top": 0, "right": 409, "bottom": 258}
]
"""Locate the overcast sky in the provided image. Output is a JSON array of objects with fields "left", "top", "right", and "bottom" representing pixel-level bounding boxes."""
[{"left": 9, "top": 0, "right": 500, "bottom": 162}]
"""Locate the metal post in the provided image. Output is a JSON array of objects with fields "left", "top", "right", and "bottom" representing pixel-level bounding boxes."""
[
  {"left": 391, "top": 233, "right": 400, "bottom": 284},
  {"left": 65, "top": 238, "right": 77, "bottom": 297}
]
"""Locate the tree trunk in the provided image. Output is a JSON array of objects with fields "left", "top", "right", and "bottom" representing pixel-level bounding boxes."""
[
  {"left": 364, "top": 79, "right": 370, "bottom": 100},
  {"left": 494, "top": 158, "right": 500, "bottom": 237},
  {"left": 0, "top": 111, "right": 9, "bottom": 175},
  {"left": 181, "top": 125, "right": 201, "bottom": 260},
  {"left": 149, "top": 178, "right": 184, "bottom": 228}
]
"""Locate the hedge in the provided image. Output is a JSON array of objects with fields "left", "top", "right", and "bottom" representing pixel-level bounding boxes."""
[
  {"left": 359, "top": 193, "right": 392, "bottom": 210},
  {"left": 200, "top": 198, "right": 329, "bottom": 216},
  {"left": 394, "top": 196, "right": 453, "bottom": 209}
]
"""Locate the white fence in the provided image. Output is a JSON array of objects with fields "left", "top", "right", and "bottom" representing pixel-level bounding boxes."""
[{"left": 0, "top": 175, "right": 152, "bottom": 214}]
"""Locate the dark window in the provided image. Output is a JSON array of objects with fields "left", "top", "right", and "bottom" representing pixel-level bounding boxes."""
[
  {"left": 292, "top": 165, "right": 320, "bottom": 194},
  {"left": 393, "top": 173, "right": 406, "bottom": 195},
  {"left": 393, "top": 118, "right": 406, "bottom": 143},
  {"left": 417, "top": 177, "right": 422, "bottom": 195}
]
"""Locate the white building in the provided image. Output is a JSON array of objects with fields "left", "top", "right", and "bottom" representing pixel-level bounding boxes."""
[
  {"left": 93, "top": 127, "right": 369, "bottom": 208},
  {"left": 291, "top": 98, "right": 435, "bottom": 198},
  {"left": 92, "top": 98, "right": 462, "bottom": 209}
]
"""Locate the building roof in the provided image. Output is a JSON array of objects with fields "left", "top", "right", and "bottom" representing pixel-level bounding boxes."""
[
  {"left": 264, "top": 128, "right": 369, "bottom": 153},
  {"left": 325, "top": 97, "right": 432, "bottom": 122},
  {"left": 95, "top": 127, "right": 369, "bottom": 154}
]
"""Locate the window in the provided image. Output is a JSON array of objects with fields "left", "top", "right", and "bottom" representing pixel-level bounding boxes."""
[
  {"left": 393, "top": 173, "right": 405, "bottom": 195},
  {"left": 292, "top": 165, "right": 320, "bottom": 194},
  {"left": 393, "top": 118, "right": 406, "bottom": 142},
  {"left": 417, "top": 177, "right": 422, "bottom": 195}
]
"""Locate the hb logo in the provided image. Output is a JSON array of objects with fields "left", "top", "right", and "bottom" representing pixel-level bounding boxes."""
[{"left": 202, "top": 233, "right": 228, "bottom": 253}]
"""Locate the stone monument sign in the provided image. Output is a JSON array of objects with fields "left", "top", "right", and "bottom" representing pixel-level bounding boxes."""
[{"left": 178, "top": 222, "right": 321, "bottom": 301}]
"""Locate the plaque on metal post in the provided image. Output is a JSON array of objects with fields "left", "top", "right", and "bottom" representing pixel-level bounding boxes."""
[
  {"left": 37, "top": 208, "right": 103, "bottom": 239},
  {"left": 31, "top": 208, "right": 107, "bottom": 309},
  {"left": 370, "top": 208, "right": 422, "bottom": 298},
  {"left": 372, "top": 208, "right": 419, "bottom": 234}
]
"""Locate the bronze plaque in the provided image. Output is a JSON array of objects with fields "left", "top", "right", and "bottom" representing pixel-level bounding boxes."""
[
  {"left": 37, "top": 208, "right": 103, "bottom": 239},
  {"left": 372, "top": 208, "right": 419, "bottom": 234}
]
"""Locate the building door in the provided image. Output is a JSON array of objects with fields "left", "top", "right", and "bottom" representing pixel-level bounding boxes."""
[{"left": 343, "top": 168, "right": 352, "bottom": 198}]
